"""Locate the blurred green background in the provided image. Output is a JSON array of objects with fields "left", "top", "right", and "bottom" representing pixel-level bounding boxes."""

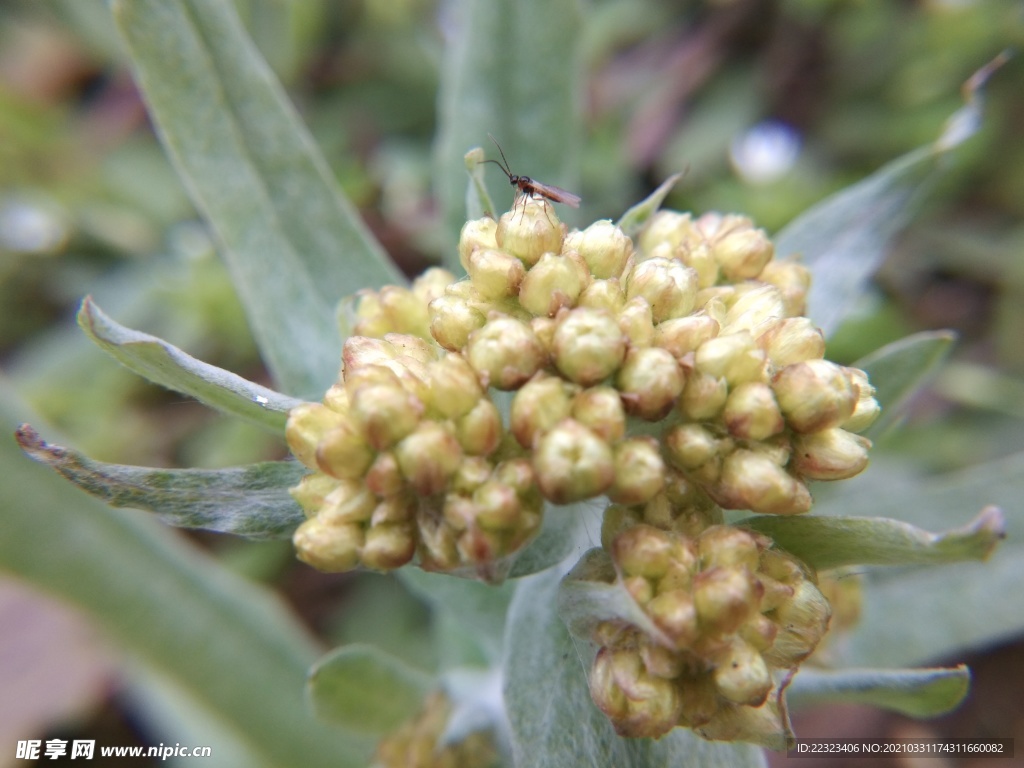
[{"left": 1, "top": 0, "right": 1021, "bottom": 765}]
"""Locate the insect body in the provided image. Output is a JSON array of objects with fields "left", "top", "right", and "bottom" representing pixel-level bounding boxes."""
[{"left": 483, "top": 135, "right": 581, "bottom": 209}]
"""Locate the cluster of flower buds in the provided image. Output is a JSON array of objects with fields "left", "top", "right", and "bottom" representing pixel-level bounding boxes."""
[
  {"left": 373, "top": 692, "right": 498, "bottom": 768},
  {"left": 588, "top": 524, "right": 830, "bottom": 742}
]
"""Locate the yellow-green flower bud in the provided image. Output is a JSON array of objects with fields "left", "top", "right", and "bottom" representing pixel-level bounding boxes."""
[
  {"left": 664, "top": 423, "right": 722, "bottom": 471},
  {"left": 364, "top": 451, "right": 406, "bottom": 497},
  {"left": 756, "top": 317, "right": 825, "bottom": 367},
  {"left": 578, "top": 278, "right": 626, "bottom": 314},
  {"left": 716, "top": 449, "right": 811, "bottom": 515},
  {"left": 608, "top": 437, "right": 666, "bottom": 506},
  {"left": 594, "top": 648, "right": 682, "bottom": 739},
  {"left": 758, "top": 259, "right": 811, "bottom": 316},
  {"left": 293, "top": 518, "right": 362, "bottom": 572},
  {"left": 428, "top": 292, "right": 487, "bottom": 352},
  {"left": 842, "top": 367, "right": 881, "bottom": 433},
  {"left": 653, "top": 313, "right": 720, "bottom": 359},
  {"left": 710, "top": 223, "right": 774, "bottom": 281},
  {"left": 740, "top": 613, "right": 779, "bottom": 652},
  {"left": 322, "top": 383, "right": 349, "bottom": 413},
  {"left": 772, "top": 359, "right": 857, "bottom": 433},
  {"left": 722, "top": 382, "right": 784, "bottom": 441},
  {"left": 495, "top": 197, "right": 565, "bottom": 267},
  {"left": 693, "top": 566, "right": 760, "bottom": 636},
  {"left": 518, "top": 251, "right": 588, "bottom": 317},
  {"left": 637, "top": 210, "right": 692, "bottom": 252},
  {"left": 361, "top": 521, "right": 417, "bottom": 571},
  {"left": 466, "top": 315, "right": 545, "bottom": 390},
  {"left": 764, "top": 580, "right": 831, "bottom": 667},
  {"left": 286, "top": 402, "right": 344, "bottom": 469},
  {"left": 350, "top": 381, "right": 424, "bottom": 451},
  {"left": 677, "top": 242, "right": 720, "bottom": 288},
  {"left": 467, "top": 248, "right": 526, "bottom": 300},
  {"left": 510, "top": 375, "right": 575, "bottom": 448},
  {"left": 316, "top": 419, "right": 376, "bottom": 480},
  {"left": 677, "top": 672, "right": 722, "bottom": 728},
  {"left": 694, "top": 332, "right": 768, "bottom": 387},
  {"left": 616, "top": 346, "right": 685, "bottom": 420},
  {"left": 624, "top": 574, "right": 654, "bottom": 604},
  {"left": 458, "top": 217, "right": 499, "bottom": 271},
  {"left": 697, "top": 525, "right": 763, "bottom": 571},
  {"left": 472, "top": 479, "right": 522, "bottom": 530},
  {"left": 553, "top": 307, "right": 627, "bottom": 386},
  {"left": 425, "top": 353, "right": 483, "bottom": 419},
  {"left": 612, "top": 524, "right": 673, "bottom": 579},
  {"left": 454, "top": 398, "right": 503, "bottom": 456},
  {"left": 395, "top": 422, "right": 463, "bottom": 496},
  {"left": 679, "top": 370, "right": 729, "bottom": 420},
  {"left": 563, "top": 219, "right": 634, "bottom": 279},
  {"left": 647, "top": 589, "right": 699, "bottom": 647},
  {"left": 641, "top": 640, "right": 685, "bottom": 680},
  {"left": 712, "top": 640, "right": 772, "bottom": 706},
  {"left": 412, "top": 267, "right": 456, "bottom": 303},
  {"left": 319, "top": 479, "right": 377, "bottom": 525},
  {"left": 416, "top": 514, "right": 459, "bottom": 570},
  {"left": 534, "top": 419, "right": 615, "bottom": 504},
  {"left": 722, "top": 285, "right": 786, "bottom": 336},
  {"left": 572, "top": 386, "right": 626, "bottom": 443},
  {"left": 617, "top": 297, "right": 655, "bottom": 347},
  {"left": 290, "top": 473, "right": 341, "bottom": 516},
  {"left": 791, "top": 428, "right": 871, "bottom": 480},
  {"left": 624, "top": 257, "right": 698, "bottom": 323}
]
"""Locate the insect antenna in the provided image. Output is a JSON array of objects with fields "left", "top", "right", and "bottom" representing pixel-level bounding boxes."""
[{"left": 486, "top": 133, "right": 514, "bottom": 177}]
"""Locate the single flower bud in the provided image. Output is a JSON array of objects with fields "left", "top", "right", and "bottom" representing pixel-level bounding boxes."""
[
  {"left": 679, "top": 370, "right": 729, "bottom": 420},
  {"left": 715, "top": 449, "right": 811, "bottom": 515},
  {"left": 758, "top": 259, "right": 811, "bottom": 316},
  {"left": 756, "top": 317, "right": 825, "bottom": 368},
  {"left": 637, "top": 210, "right": 692, "bottom": 252},
  {"left": 676, "top": 241, "right": 720, "bottom": 288},
  {"left": 722, "top": 284, "right": 786, "bottom": 336},
  {"left": 510, "top": 375, "right": 575, "bottom": 448},
  {"left": 697, "top": 525, "right": 763, "bottom": 571},
  {"left": 553, "top": 307, "right": 627, "bottom": 385},
  {"left": 412, "top": 267, "right": 457, "bottom": 304},
  {"left": 722, "top": 382, "right": 785, "bottom": 441},
  {"left": 564, "top": 219, "right": 634, "bottom": 279},
  {"left": 772, "top": 359, "right": 857, "bottom": 433},
  {"left": 395, "top": 422, "right": 463, "bottom": 495},
  {"left": 361, "top": 521, "right": 417, "bottom": 570},
  {"left": 664, "top": 423, "right": 723, "bottom": 471},
  {"left": 518, "top": 251, "right": 589, "bottom": 317},
  {"left": 791, "top": 427, "right": 871, "bottom": 480},
  {"left": 319, "top": 479, "right": 377, "bottom": 525},
  {"left": 293, "top": 518, "right": 363, "bottom": 572},
  {"left": 495, "top": 197, "right": 565, "bottom": 267},
  {"left": 763, "top": 580, "right": 832, "bottom": 668},
  {"left": 617, "top": 297, "right": 655, "bottom": 347},
  {"left": 641, "top": 640, "right": 685, "bottom": 680},
  {"left": 315, "top": 418, "right": 376, "bottom": 480},
  {"left": 417, "top": 512, "right": 460, "bottom": 570},
  {"left": 467, "top": 248, "right": 526, "bottom": 300},
  {"left": 612, "top": 524, "right": 674, "bottom": 579},
  {"left": 572, "top": 386, "right": 627, "bottom": 443},
  {"left": 349, "top": 381, "right": 424, "bottom": 451},
  {"left": 712, "top": 640, "right": 772, "bottom": 706},
  {"left": 466, "top": 315, "right": 546, "bottom": 390},
  {"left": 842, "top": 367, "right": 881, "bottom": 433},
  {"left": 364, "top": 451, "right": 406, "bottom": 497},
  {"left": 711, "top": 225, "right": 774, "bottom": 281},
  {"left": 533, "top": 419, "right": 615, "bottom": 503},
  {"left": 458, "top": 217, "right": 499, "bottom": 271},
  {"left": 693, "top": 566, "right": 761, "bottom": 636},
  {"left": 647, "top": 589, "right": 699, "bottom": 647},
  {"left": 429, "top": 292, "right": 487, "bottom": 352},
  {"left": 454, "top": 397, "right": 503, "bottom": 456},
  {"left": 425, "top": 353, "right": 484, "bottom": 419},
  {"left": 694, "top": 332, "right": 768, "bottom": 386},
  {"left": 608, "top": 437, "right": 666, "bottom": 506},
  {"left": 653, "top": 313, "right": 720, "bottom": 358},
  {"left": 322, "top": 384, "right": 349, "bottom": 414},
  {"left": 625, "top": 257, "right": 699, "bottom": 323},
  {"left": 676, "top": 672, "right": 721, "bottom": 728},
  {"left": 578, "top": 278, "right": 626, "bottom": 314},
  {"left": 472, "top": 479, "right": 523, "bottom": 530},
  {"left": 616, "top": 346, "right": 685, "bottom": 420},
  {"left": 286, "top": 402, "right": 345, "bottom": 469},
  {"left": 290, "top": 473, "right": 341, "bottom": 516}
]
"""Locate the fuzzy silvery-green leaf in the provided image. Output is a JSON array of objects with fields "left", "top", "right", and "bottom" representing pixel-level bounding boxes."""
[
  {"left": 307, "top": 644, "right": 431, "bottom": 734},
  {"left": 16, "top": 425, "right": 305, "bottom": 539},
  {"left": 854, "top": 330, "right": 956, "bottom": 439},
  {"left": 616, "top": 172, "right": 684, "bottom": 237},
  {"left": 787, "top": 666, "right": 969, "bottom": 718},
  {"left": 505, "top": 568, "right": 766, "bottom": 768},
  {"left": 111, "top": 0, "right": 402, "bottom": 398},
  {"left": 435, "top": 0, "right": 583, "bottom": 267},
  {"left": 740, "top": 506, "right": 1004, "bottom": 572},
  {"left": 776, "top": 61, "right": 999, "bottom": 338},
  {"left": 79, "top": 297, "right": 303, "bottom": 433},
  {"left": 507, "top": 501, "right": 594, "bottom": 579}
]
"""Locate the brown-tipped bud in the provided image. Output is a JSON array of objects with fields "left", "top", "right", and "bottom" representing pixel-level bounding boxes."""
[
  {"left": 653, "top": 313, "right": 720, "bottom": 358},
  {"left": 395, "top": 422, "right": 463, "bottom": 495},
  {"left": 315, "top": 419, "right": 376, "bottom": 480},
  {"left": 467, "top": 248, "right": 526, "bottom": 300},
  {"left": 361, "top": 522, "right": 417, "bottom": 571},
  {"left": 758, "top": 259, "right": 811, "bottom": 316},
  {"left": 429, "top": 292, "right": 487, "bottom": 352},
  {"left": 792, "top": 428, "right": 871, "bottom": 480},
  {"left": 740, "top": 613, "right": 780, "bottom": 652},
  {"left": 641, "top": 640, "right": 686, "bottom": 679},
  {"left": 624, "top": 574, "right": 654, "bottom": 604},
  {"left": 458, "top": 217, "right": 499, "bottom": 271},
  {"left": 842, "top": 367, "right": 881, "bottom": 433},
  {"left": 572, "top": 386, "right": 626, "bottom": 443},
  {"left": 772, "top": 359, "right": 857, "bottom": 433},
  {"left": 712, "top": 640, "right": 772, "bottom": 706},
  {"left": 518, "top": 251, "right": 588, "bottom": 317},
  {"left": 677, "top": 672, "right": 721, "bottom": 728},
  {"left": 472, "top": 479, "right": 523, "bottom": 530},
  {"left": 697, "top": 525, "right": 763, "bottom": 571},
  {"left": 364, "top": 452, "right": 406, "bottom": 497},
  {"left": 578, "top": 278, "right": 626, "bottom": 314},
  {"left": 664, "top": 423, "right": 722, "bottom": 471},
  {"left": 510, "top": 375, "right": 575, "bottom": 448},
  {"left": 624, "top": 257, "right": 698, "bottom": 323},
  {"left": 693, "top": 567, "right": 761, "bottom": 635},
  {"left": 711, "top": 225, "right": 774, "bottom": 281},
  {"left": 608, "top": 437, "right": 666, "bottom": 506},
  {"left": 612, "top": 524, "right": 673, "bottom": 579},
  {"left": 534, "top": 419, "right": 615, "bottom": 504},
  {"left": 679, "top": 370, "right": 729, "bottom": 420},
  {"left": 286, "top": 403, "right": 345, "bottom": 469},
  {"left": 466, "top": 315, "right": 545, "bottom": 390},
  {"left": 756, "top": 317, "right": 825, "bottom": 367},
  {"left": 616, "top": 346, "right": 685, "bottom": 420},
  {"left": 716, "top": 449, "right": 812, "bottom": 515},
  {"left": 293, "top": 518, "right": 363, "bottom": 572},
  {"left": 764, "top": 580, "right": 832, "bottom": 667},
  {"left": 564, "top": 219, "right": 634, "bottom": 279},
  {"left": 450, "top": 455, "right": 493, "bottom": 495},
  {"left": 290, "top": 473, "right": 342, "bottom": 516},
  {"left": 425, "top": 353, "right": 484, "bottom": 419},
  {"left": 590, "top": 648, "right": 682, "bottom": 739},
  {"left": 695, "top": 332, "right": 768, "bottom": 386},
  {"left": 319, "top": 479, "right": 377, "bottom": 525},
  {"left": 617, "top": 297, "right": 656, "bottom": 347},
  {"left": 349, "top": 381, "right": 424, "bottom": 451},
  {"left": 647, "top": 589, "right": 699, "bottom": 647},
  {"left": 495, "top": 198, "right": 565, "bottom": 267},
  {"left": 553, "top": 307, "right": 627, "bottom": 386},
  {"left": 722, "top": 285, "right": 786, "bottom": 336},
  {"left": 454, "top": 398, "right": 503, "bottom": 456},
  {"left": 722, "top": 382, "right": 784, "bottom": 441}
]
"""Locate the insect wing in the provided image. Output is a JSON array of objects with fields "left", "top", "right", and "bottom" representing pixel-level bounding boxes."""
[{"left": 528, "top": 180, "right": 581, "bottom": 208}]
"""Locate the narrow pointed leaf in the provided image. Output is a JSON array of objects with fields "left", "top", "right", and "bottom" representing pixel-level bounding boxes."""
[
  {"left": 788, "top": 666, "right": 969, "bottom": 719},
  {"left": 16, "top": 424, "right": 305, "bottom": 539},
  {"left": 776, "top": 61, "right": 998, "bottom": 337},
  {"left": 740, "top": 506, "right": 1004, "bottom": 572},
  {"left": 435, "top": 0, "right": 583, "bottom": 266},
  {"left": 308, "top": 644, "right": 431, "bottom": 734},
  {"left": 855, "top": 331, "right": 956, "bottom": 439},
  {"left": 79, "top": 297, "right": 303, "bottom": 433},
  {"left": 111, "top": 0, "right": 402, "bottom": 397},
  {"left": 616, "top": 172, "right": 684, "bottom": 237}
]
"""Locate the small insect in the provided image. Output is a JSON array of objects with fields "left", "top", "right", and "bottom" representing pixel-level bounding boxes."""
[{"left": 483, "top": 134, "right": 581, "bottom": 209}]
